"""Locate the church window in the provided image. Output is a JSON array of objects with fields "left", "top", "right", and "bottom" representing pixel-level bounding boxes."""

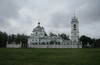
[
  {"left": 36, "top": 32, "right": 37, "bottom": 34},
  {"left": 58, "top": 42, "right": 60, "bottom": 45},
  {"left": 74, "top": 33, "right": 76, "bottom": 35},
  {"left": 32, "top": 39, "right": 34, "bottom": 41},
  {"left": 39, "top": 39, "right": 41, "bottom": 41},
  {"left": 74, "top": 29, "right": 76, "bottom": 30},
  {"left": 74, "top": 40, "right": 76, "bottom": 42},
  {"left": 74, "top": 24, "right": 76, "bottom": 28}
]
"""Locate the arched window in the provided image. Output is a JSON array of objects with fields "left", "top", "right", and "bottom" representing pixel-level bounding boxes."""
[
  {"left": 74, "top": 24, "right": 76, "bottom": 30},
  {"left": 39, "top": 39, "right": 41, "bottom": 41},
  {"left": 74, "top": 24, "right": 76, "bottom": 28},
  {"left": 32, "top": 39, "right": 34, "bottom": 41},
  {"left": 36, "top": 32, "right": 37, "bottom": 34},
  {"left": 74, "top": 40, "right": 76, "bottom": 42},
  {"left": 74, "top": 33, "right": 76, "bottom": 35},
  {"left": 74, "top": 29, "right": 76, "bottom": 30}
]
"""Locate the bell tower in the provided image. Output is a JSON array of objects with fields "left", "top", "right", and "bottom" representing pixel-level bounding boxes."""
[{"left": 71, "top": 14, "right": 79, "bottom": 42}]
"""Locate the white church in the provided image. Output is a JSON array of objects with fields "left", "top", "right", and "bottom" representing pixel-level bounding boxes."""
[
  {"left": 6, "top": 15, "right": 82, "bottom": 48},
  {"left": 28, "top": 15, "right": 82, "bottom": 48}
]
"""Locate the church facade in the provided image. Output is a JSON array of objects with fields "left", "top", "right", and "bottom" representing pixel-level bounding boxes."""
[{"left": 28, "top": 15, "right": 82, "bottom": 48}]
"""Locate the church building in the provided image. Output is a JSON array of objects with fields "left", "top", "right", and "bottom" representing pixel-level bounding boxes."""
[{"left": 28, "top": 15, "right": 82, "bottom": 48}]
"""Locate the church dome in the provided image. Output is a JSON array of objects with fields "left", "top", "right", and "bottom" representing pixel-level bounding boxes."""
[{"left": 33, "top": 22, "right": 44, "bottom": 32}]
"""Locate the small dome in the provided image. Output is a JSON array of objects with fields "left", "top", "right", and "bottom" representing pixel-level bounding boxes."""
[{"left": 33, "top": 22, "right": 43, "bottom": 32}]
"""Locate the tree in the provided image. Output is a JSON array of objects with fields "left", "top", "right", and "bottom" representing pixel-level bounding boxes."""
[
  {"left": 58, "top": 33, "right": 69, "bottom": 40},
  {"left": 8, "top": 34, "right": 16, "bottom": 44},
  {"left": 8, "top": 33, "right": 28, "bottom": 48},
  {"left": 20, "top": 34, "right": 28, "bottom": 48},
  {"left": 80, "top": 35, "right": 92, "bottom": 48},
  {"left": 16, "top": 34, "right": 22, "bottom": 44},
  {"left": 0, "top": 31, "right": 8, "bottom": 47},
  {"left": 93, "top": 39, "right": 100, "bottom": 48},
  {"left": 44, "top": 32, "right": 48, "bottom": 36},
  {"left": 49, "top": 32, "right": 57, "bottom": 36}
]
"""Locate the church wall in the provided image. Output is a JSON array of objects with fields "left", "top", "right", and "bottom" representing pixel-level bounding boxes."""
[
  {"left": 6, "top": 44, "right": 21, "bottom": 48},
  {"left": 6, "top": 15, "right": 82, "bottom": 48},
  {"left": 28, "top": 44, "right": 81, "bottom": 48}
]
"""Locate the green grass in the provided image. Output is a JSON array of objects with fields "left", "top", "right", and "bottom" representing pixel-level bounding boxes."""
[{"left": 0, "top": 48, "right": 100, "bottom": 65}]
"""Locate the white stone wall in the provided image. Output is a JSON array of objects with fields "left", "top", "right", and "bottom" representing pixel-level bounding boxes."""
[
  {"left": 28, "top": 36, "right": 82, "bottom": 48},
  {"left": 28, "top": 44, "right": 82, "bottom": 48},
  {"left": 28, "top": 37, "right": 63, "bottom": 44},
  {"left": 6, "top": 44, "right": 21, "bottom": 48}
]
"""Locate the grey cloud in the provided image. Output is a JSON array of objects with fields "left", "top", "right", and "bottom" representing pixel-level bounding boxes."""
[
  {"left": 78, "top": 0, "right": 100, "bottom": 24},
  {"left": 0, "top": 0, "right": 19, "bottom": 27},
  {"left": 0, "top": 0, "right": 100, "bottom": 38},
  {"left": 49, "top": 12, "right": 71, "bottom": 28}
]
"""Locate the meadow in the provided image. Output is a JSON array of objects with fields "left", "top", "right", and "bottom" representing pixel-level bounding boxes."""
[{"left": 0, "top": 48, "right": 100, "bottom": 65}]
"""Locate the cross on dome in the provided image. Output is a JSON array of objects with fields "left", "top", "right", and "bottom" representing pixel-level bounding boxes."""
[
  {"left": 38, "top": 22, "right": 40, "bottom": 26},
  {"left": 72, "top": 13, "right": 78, "bottom": 20}
]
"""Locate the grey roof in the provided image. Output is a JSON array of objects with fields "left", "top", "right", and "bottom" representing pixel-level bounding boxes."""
[
  {"left": 38, "top": 36, "right": 63, "bottom": 39},
  {"left": 33, "top": 25, "right": 44, "bottom": 32}
]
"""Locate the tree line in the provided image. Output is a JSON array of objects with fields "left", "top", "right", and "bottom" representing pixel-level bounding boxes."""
[
  {"left": 80, "top": 35, "right": 100, "bottom": 48},
  {"left": 0, "top": 31, "right": 100, "bottom": 48},
  {"left": 49, "top": 32, "right": 70, "bottom": 40},
  {"left": 0, "top": 31, "right": 28, "bottom": 48}
]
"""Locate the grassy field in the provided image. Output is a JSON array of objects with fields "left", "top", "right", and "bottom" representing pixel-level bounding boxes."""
[{"left": 0, "top": 48, "right": 100, "bottom": 65}]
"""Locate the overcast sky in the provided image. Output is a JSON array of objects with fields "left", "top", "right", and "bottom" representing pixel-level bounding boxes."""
[{"left": 0, "top": 0, "right": 100, "bottom": 38}]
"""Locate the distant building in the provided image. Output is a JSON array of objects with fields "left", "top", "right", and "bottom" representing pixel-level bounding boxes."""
[
  {"left": 6, "top": 15, "right": 82, "bottom": 48},
  {"left": 28, "top": 15, "right": 82, "bottom": 48}
]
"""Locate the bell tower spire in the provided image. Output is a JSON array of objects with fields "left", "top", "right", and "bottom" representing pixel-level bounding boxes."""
[{"left": 71, "top": 14, "right": 79, "bottom": 42}]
